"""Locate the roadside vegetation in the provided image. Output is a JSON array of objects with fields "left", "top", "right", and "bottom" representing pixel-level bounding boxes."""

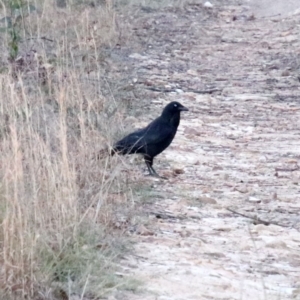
[{"left": 0, "top": 0, "right": 138, "bottom": 298}]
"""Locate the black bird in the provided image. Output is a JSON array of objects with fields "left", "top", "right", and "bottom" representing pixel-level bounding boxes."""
[{"left": 112, "top": 101, "right": 188, "bottom": 178}]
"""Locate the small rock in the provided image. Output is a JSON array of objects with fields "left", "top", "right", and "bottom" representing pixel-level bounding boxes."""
[
  {"left": 204, "top": 1, "right": 213, "bottom": 8},
  {"left": 274, "top": 35, "right": 298, "bottom": 43},
  {"left": 187, "top": 69, "right": 198, "bottom": 76},
  {"left": 258, "top": 156, "right": 267, "bottom": 162},
  {"left": 234, "top": 186, "right": 249, "bottom": 194},
  {"left": 198, "top": 196, "right": 217, "bottom": 204},
  {"left": 248, "top": 196, "right": 261, "bottom": 203},
  {"left": 173, "top": 168, "right": 185, "bottom": 175},
  {"left": 233, "top": 94, "right": 272, "bottom": 101},
  {"left": 184, "top": 127, "right": 201, "bottom": 136},
  {"left": 247, "top": 14, "right": 255, "bottom": 21},
  {"left": 129, "top": 53, "right": 147, "bottom": 60},
  {"left": 280, "top": 31, "right": 292, "bottom": 37},
  {"left": 221, "top": 37, "right": 245, "bottom": 43},
  {"left": 254, "top": 224, "right": 282, "bottom": 233},
  {"left": 152, "top": 99, "right": 163, "bottom": 104},
  {"left": 204, "top": 252, "right": 226, "bottom": 258},
  {"left": 135, "top": 225, "right": 154, "bottom": 236},
  {"left": 281, "top": 70, "right": 290, "bottom": 76},
  {"left": 252, "top": 224, "right": 267, "bottom": 232},
  {"left": 266, "top": 240, "right": 287, "bottom": 249},
  {"left": 214, "top": 227, "right": 231, "bottom": 232},
  {"left": 212, "top": 165, "right": 223, "bottom": 171},
  {"left": 179, "top": 230, "right": 192, "bottom": 238}
]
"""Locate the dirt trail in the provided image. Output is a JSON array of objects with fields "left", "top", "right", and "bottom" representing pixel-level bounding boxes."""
[{"left": 112, "top": 1, "right": 300, "bottom": 299}]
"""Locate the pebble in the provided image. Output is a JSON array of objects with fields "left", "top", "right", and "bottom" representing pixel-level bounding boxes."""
[
  {"left": 248, "top": 196, "right": 261, "bottom": 203},
  {"left": 204, "top": 1, "right": 213, "bottom": 8}
]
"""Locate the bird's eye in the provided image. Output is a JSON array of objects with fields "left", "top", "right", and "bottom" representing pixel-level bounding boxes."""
[{"left": 174, "top": 104, "right": 177, "bottom": 107}]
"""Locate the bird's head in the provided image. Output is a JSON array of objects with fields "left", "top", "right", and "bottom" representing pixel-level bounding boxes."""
[
  {"left": 162, "top": 101, "right": 189, "bottom": 116},
  {"left": 161, "top": 101, "right": 188, "bottom": 127}
]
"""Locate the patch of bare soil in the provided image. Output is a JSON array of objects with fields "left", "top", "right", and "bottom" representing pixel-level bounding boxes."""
[
  {"left": 248, "top": 0, "right": 300, "bottom": 17},
  {"left": 109, "top": 1, "right": 300, "bottom": 299}
]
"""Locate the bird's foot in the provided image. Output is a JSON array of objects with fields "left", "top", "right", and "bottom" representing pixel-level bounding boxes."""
[{"left": 146, "top": 173, "right": 167, "bottom": 180}]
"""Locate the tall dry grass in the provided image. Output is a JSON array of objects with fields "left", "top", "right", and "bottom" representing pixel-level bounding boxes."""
[{"left": 0, "top": 0, "right": 136, "bottom": 298}]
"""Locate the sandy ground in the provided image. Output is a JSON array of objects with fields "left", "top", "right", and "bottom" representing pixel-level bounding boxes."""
[
  {"left": 248, "top": 0, "right": 300, "bottom": 17},
  {"left": 108, "top": 1, "right": 300, "bottom": 299}
]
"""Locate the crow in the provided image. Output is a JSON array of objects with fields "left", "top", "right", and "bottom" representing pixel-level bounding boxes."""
[{"left": 112, "top": 101, "right": 188, "bottom": 178}]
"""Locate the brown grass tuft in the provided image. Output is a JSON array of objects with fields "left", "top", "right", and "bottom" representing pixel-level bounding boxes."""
[{"left": 0, "top": 0, "right": 137, "bottom": 298}]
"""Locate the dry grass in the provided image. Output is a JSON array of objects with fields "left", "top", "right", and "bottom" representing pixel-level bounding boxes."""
[{"left": 0, "top": 0, "right": 138, "bottom": 299}]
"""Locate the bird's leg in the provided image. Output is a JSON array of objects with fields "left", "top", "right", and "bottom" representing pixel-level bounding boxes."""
[
  {"left": 144, "top": 156, "right": 155, "bottom": 175},
  {"left": 145, "top": 160, "right": 155, "bottom": 176},
  {"left": 144, "top": 156, "right": 167, "bottom": 179}
]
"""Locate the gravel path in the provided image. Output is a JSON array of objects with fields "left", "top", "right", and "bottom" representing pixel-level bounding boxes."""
[{"left": 113, "top": 1, "right": 300, "bottom": 299}]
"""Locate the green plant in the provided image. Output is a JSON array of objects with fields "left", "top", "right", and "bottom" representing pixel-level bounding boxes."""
[{"left": 0, "top": 0, "right": 36, "bottom": 60}]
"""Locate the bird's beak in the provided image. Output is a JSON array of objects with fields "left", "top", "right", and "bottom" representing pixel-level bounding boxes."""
[{"left": 179, "top": 106, "right": 189, "bottom": 112}]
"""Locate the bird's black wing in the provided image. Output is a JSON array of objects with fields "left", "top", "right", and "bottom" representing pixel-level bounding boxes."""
[
  {"left": 114, "top": 127, "right": 148, "bottom": 153},
  {"left": 115, "top": 118, "right": 174, "bottom": 154},
  {"left": 141, "top": 119, "right": 175, "bottom": 146}
]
